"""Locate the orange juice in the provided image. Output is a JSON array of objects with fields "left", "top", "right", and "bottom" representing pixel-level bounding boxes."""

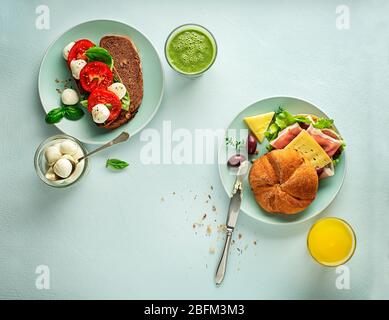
[{"left": 307, "top": 217, "right": 356, "bottom": 267}]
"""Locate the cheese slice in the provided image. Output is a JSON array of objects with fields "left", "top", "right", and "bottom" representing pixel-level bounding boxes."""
[
  {"left": 285, "top": 130, "right": 332, "bottom": 168},
  {"left": 244, "top": 112, "right": 275, "bottom": 143}
]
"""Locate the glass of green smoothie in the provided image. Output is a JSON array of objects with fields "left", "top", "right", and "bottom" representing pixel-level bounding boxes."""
[{"left": 165, "top": 24, "right": 217, "bottom": 77}]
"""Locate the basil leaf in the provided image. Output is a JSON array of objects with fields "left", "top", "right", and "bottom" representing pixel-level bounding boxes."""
[
  {"left": 45, "top": 107, "right": 64, "bottom": 124},
  {"left": 79, "top": 100, "right": 88, "bottom": 109},
  {"left": 106, "top": 159, "right": 129, "bottom": 170},
  {"left": 121, "top": 91, "right": 130, "bottom": 111},
  {"left": 63, "top": 106, "right": 84, "bottom": 121},
  {"left": 85, "top": 47, "right": 113, "bottom": 69}
]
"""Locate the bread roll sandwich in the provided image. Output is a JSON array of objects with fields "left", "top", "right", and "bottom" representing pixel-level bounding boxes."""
[
  {"left": 249, "top": 149, "right": 318, "bottom": 214},
  {"left": 245, "top": 107, "right": 345, "bottom": 215}
]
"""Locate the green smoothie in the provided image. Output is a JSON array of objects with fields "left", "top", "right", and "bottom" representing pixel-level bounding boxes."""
[{"left": 166, "top": 26, "right": 217, "bottom": 75}]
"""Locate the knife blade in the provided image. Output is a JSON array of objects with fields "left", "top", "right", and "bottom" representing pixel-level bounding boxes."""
[
  {"left": 215, "top": 160, "right": 249, "bottom": 285},
  {"left": 226, "top": 161, "right": 249, "bottom": 229}
]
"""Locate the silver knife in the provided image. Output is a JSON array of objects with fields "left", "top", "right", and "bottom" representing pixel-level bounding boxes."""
[{"left": 215, "top": 160, "right": 249, "bottom": 285}]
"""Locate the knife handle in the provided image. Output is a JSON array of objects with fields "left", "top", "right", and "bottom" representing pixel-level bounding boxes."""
[{"left": 215, "top": 229, "right": 233, "bottom": 285}]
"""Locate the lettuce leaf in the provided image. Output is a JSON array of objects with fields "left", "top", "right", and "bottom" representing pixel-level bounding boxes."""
[
  {"left": 264, "top": 107, "right": 336, "bottom": 143},
  {"left": 313, "top": 118, "right": 334, "bottom": 129},
  {"left": 264, "top": 107, "right": 311, "bottom": 141}
]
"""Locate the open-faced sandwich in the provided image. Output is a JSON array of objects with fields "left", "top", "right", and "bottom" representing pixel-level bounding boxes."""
[
  {"left": 62, "top": 35, "right": 143, "bottom": 129},
  {"left": 242, "top": 107, "right": 345, "bottom": 215}
]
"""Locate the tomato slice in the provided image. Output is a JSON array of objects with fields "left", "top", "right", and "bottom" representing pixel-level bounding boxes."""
[
  {"left": 79, "top": 61, "right": 113, "bottom": 92},
  {"left": 67, "top": 39, "right": 95, "bottom": 65},
  {"left": 88, "top": 89, "right": 122, "bottom": 122}
]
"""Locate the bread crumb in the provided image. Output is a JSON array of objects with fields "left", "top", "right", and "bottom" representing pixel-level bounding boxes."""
[
  {"left": 238, "top": 234, "right": 242, "bottom": 240},
  {"left": 217, "top": 224, "right": 227, "bottom": 233},
  {"left": 206, "top": 225, "right": 212, "bottom": 236},
  {"left": 209, "top": 247, "right": 215, "bottom": 254}
]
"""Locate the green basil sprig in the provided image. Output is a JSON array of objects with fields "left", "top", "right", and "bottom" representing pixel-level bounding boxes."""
[
  {"left": 45, "top": 106, "right": 84, "bottom": 124},
  {"left": 106, "top": 159, "right": 129, "bottom": 170},
  {"left": 63, "top": 106, "right": 84, "bottom": 121},
  {"left": 45, "top": 107, "right": 64, "bottom": 124},
  {"left": 79, "top": 100, "right": 88, "bottom": 109},
  {"left": 121, "top": 91, "right": 130, "bottom": 111},
  {"left": 85, "top": 47, "right": 113, "bottom": 69}
]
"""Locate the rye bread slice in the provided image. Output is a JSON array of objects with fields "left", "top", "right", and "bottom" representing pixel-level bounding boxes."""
[{"left": 99, "top": 35, "right": 143, "bottom": 129}]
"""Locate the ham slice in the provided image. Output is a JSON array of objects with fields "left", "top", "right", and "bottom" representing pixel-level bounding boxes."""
[
  {"left": 270, "top": 123, "right": 302, "bottom": 149},
  {"left": 321, "top": 128, "right": 341, "bottom": 140},
  {"left": 306, "top": 125, "right": 342, "bottom": 157},
  {"left": 318, "top": 162, "right": 335, "bottom": 179}
]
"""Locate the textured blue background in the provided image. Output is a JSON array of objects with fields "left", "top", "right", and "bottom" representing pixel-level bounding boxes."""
[{"left": 0, "top": 0, "right": 388, "bottom": 299}]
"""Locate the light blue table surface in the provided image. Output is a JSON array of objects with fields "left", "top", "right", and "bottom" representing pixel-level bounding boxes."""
[{"left": 1, "top": 0, "right": 388, "bottom": 299}]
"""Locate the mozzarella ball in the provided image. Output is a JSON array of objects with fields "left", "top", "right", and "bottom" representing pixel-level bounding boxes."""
[
  {"left": 73, "top": 147, "right": 84, "bottom": 161},
  {"left": 61, "top": 153, "right": 75, "bottom": 160},
  {"left": 60, "top": 139, "right": 78, "bottom": 156},
  {"left": 70, "top": 59, "right": 87, "bottom": 80},
  {"left": 45, "top": 167, "right": 57, "bottom": 181},
  {"left": 53, "top": 158, "right": 73, "bottom": 179},
  {"left": 63, "top": 41, "right": 75, "bottom": 60},
  {"left": 61, "top": 88, "right": 79, "bottom": 105},
  {"left": 108, "top": 82, "right": 127, "bottom": 100},
  {"left": 44, "top": 145, "right": 62, "bottom": 165},
  {"left": 91, "top": 104, "right": 110, "bottom": 124}
]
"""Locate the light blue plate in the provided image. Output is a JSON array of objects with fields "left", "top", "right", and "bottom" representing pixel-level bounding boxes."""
[
  {"left": 38, "top": 20, "right": 164, "bottom": 145},
  {"left": 218, "top": 97, "right": 346, "bottom": 225}
]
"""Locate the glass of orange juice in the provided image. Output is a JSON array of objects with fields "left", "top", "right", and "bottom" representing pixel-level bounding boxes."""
[{"left": 307, "top": 217, "right": 356, "bottom": 267}]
